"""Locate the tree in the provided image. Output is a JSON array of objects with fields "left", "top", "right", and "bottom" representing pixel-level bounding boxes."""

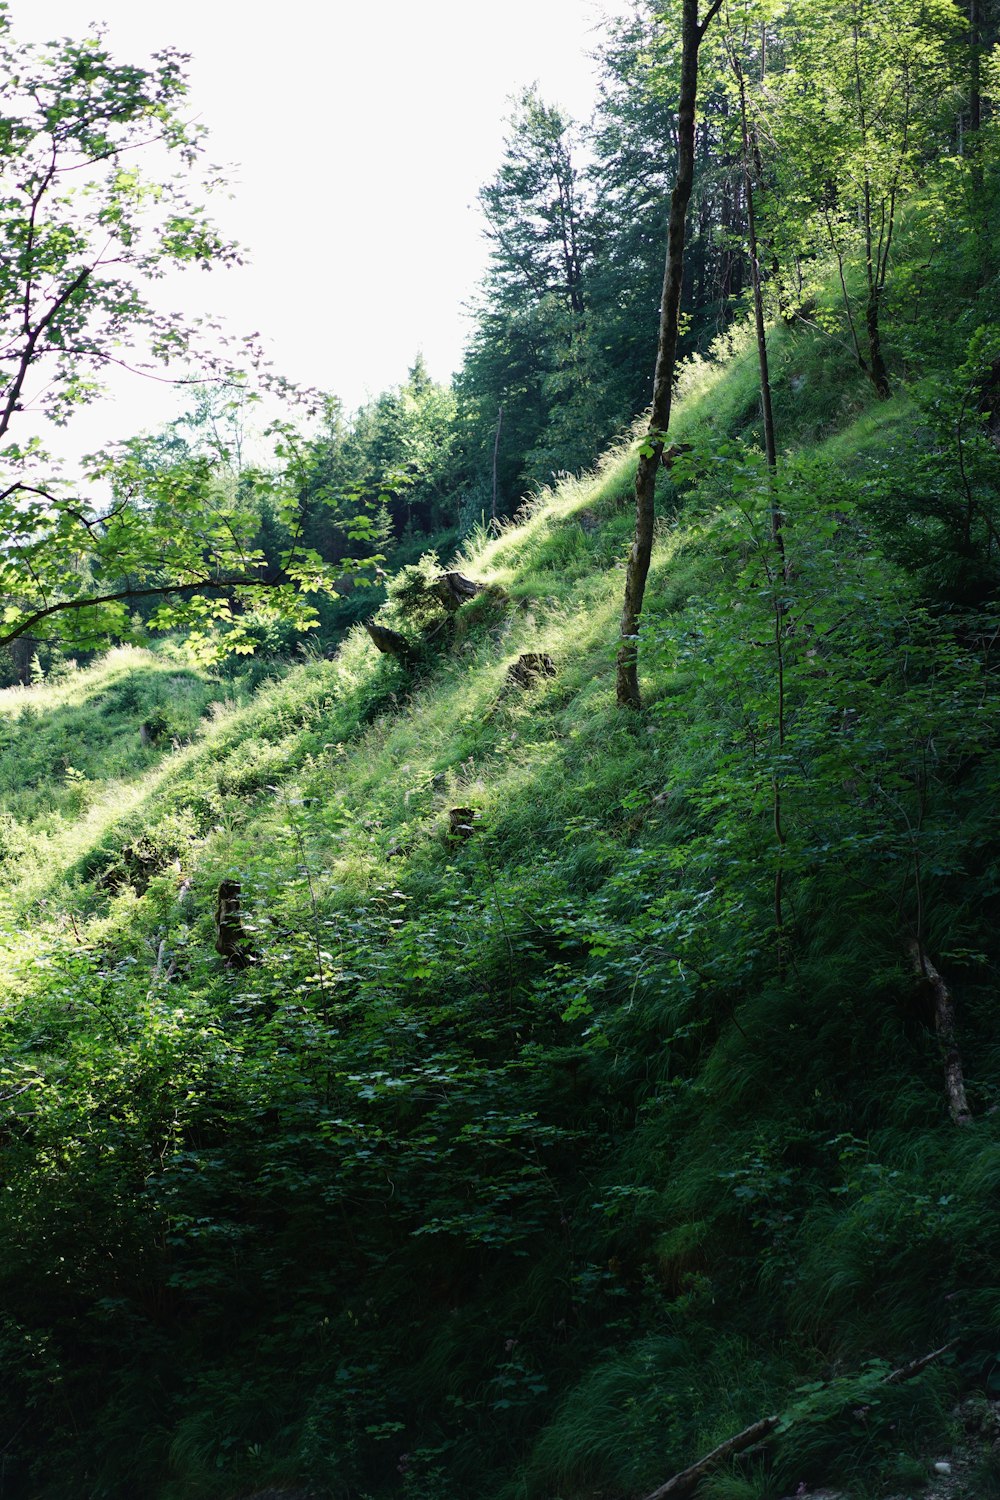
[
  {"left": 479, "top": 86, "right": 587, "bottom": 319},
  {"left": 587, "top": 1, "right": 738, "bottom": 431},
  {"left": 722, "top": 0, "right": 780, "bottom": 478},
  {"left": 289, "top": 357, "right": 458, "bottom": 558},
  {"left": 0, "top": 11, "right": 332, "bottom": 657},
  {"left": 770, "top": 0, "right": 963, "bottom": 398},
  {"left": 457, "top": 87, "right": 593, "bottom": 505},
  {"left": 617, "top": 0, "right": 724, "bottom": 710}
]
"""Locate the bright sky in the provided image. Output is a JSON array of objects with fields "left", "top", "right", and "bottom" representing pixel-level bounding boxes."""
[{"left": 12, "top": 0, "right": 628, "bottom": 459}]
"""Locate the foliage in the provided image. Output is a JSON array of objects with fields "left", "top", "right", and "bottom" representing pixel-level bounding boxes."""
[
  {"left": 859, "top": 326, "right": 1000, "bottom": 600},
  {"left": 0, "top": 2, "right": 998, "bottom": 1498},
  {"left": 3, "top": 286, "right": 1000, "bottom": 1494},
  {"left": 0, "top": 11, "right": 363, "bottom": 659}
]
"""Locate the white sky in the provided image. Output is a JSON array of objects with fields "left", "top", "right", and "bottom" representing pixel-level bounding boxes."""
[{"left": 12, "top": 0, "right": 628, "bottom": 461}]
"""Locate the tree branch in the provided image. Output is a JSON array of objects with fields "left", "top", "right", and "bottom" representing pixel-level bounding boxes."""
[
  {"left": 0, "top": 572, "right": 283, "bottom": 650},
  {"left": 640, "top": 1341, "right": 958, "bottom": 1500}
]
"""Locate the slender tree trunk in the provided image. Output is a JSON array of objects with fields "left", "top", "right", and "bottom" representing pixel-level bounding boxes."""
[
  {"left": 970, "top": 0, "right": 982, "bottom": 135},
  {"left": 697, "top": 120, "right": 710, "bottom": 314},
  {"left": 969, "top": 0, "right": 987, "bottom": 268},
  {"left": 617, "top": 0, "right": 722, "bottom": 709},
  {"left": 732, "top": 53, "right": 778, "bottom": 479},
  {"left": 719, "top": 173, "right": 736, "bottom": 310},
  {"left": 909, "top": 941, "right": 973, "bottom": 1127},
  {"left": 852, "top": 24, "right": 892, "bottom": 400},
  {"left": 728, "top": 32, "right": 788, "bottom": 967},
  {"left": 865, "top": 286, "right": 892, "bottom": 399},
  {"left": 772, "top": 583, "right": 787, "bottom": 975},
  {"left": 491, "top": 403, "right": 504, "bottom": 524}
]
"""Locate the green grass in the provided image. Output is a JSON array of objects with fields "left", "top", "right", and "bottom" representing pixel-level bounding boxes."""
[{"left": 0, "top": 229, "right": 998, "bottom": 1500}]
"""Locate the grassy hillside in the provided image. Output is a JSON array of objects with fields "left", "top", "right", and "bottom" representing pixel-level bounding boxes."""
[{"left": 2, "top": 289, "right": 1000, "bottom": 1500}]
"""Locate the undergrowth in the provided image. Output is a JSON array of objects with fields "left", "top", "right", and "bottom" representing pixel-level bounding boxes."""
[{"left": 0, "top": 217, "right": 999, "bottom": 1500}]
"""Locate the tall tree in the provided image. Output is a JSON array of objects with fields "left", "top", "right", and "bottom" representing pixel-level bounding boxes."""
[
  {"left": 479, "top": 86, "right": 587, "bottom": 318},
  {"left": 586, "top": 4, "right": 737, "bottom": 439},
  {"left": 722, "top": 3, "right": 779, "bottom": 477},
  {"left": 458, "top": 87, "right": 592, "bottom": 505},
  {"left": 617, "top": 0, "right": 725, "bottom": 710}
]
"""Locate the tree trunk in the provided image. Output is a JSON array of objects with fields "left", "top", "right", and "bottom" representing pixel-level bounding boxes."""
[
  {"left": 9, "top": 634, "right": 38, "bottom": 686},
  {"left": 909, "top": 941, "right": 973, "bottom": 1126},
  {"left": 865, "top": 286, "right": 892, "bottom": 399},
  {"left": 491, "top": 403, "right": 503, "bottom": 523},
  {"left": 214, "top": 880, "right": 256, "bottom": 970},
  {"left": 432, "top": 571, "right": 484, "bottom": 611},
  {"left": 617, "top": 0, "right": 722, "bottom": 709},
  {"left": 970, "top": 0, "right": 982, "bottom": 135},
  {"left": 731, "top": 53, "right": 778, "bottom": 481}
]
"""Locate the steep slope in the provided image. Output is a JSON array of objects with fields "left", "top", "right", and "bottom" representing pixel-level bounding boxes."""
[{"left": 2, "top": 304, "right": 1000, "bottom": 1500}]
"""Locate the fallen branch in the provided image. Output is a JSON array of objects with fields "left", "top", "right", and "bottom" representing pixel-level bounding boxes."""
[
  {"left": 909, "top": 941, "right": 973, "bottom": 1126},
  {"left": 638, "top": 1340, "right": 957, "bottom": 1500},
  {"left": 882, "top": 1339, "right": 958, "bottom": 1385},
  {"left": 638, "top": 1417, "right": 780, "bottom": 1500}
]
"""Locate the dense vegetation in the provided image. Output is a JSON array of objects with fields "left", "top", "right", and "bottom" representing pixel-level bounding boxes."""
[{"left": 1, "top": 0, "right": 1000, "bottom": 1497}]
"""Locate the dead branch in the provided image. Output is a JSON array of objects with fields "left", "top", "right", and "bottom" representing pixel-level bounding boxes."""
[
  {"left": 639, "top": 1340, "right": 957, "bottom": 1500},
  {"left": 639, "top": 1417, "right": 781, "bottom": 1500},
  {"left": 146, "top": 937, "right": 177, "bottom": 1000},
  {"left": 661, "top": 441, "right": 694, "bottom": 470},
  {"left": 909, "top": 940, "right": 973, "bottom": 1126},
  {"left": 882, "top": 1339, "right": 958, "bottom": 1384}
]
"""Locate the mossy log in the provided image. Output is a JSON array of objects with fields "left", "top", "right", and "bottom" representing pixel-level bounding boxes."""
[
  {"left": 640, "top": 1340, "right": 956, "bottom": 1500},
  {"left": 640, "top": 1417, "right": 781, "bottom": 1500}
]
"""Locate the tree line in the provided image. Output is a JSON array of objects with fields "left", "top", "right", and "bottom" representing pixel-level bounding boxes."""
[
  {"left": 272, "top": 0, "right": 997, "bottom": 557},
  {"left": 0, "top": 0, "right": 996, "bottom": 678}
]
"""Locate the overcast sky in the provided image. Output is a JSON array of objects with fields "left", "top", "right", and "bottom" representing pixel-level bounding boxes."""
[{"left": 11, "top": 0, "right": 629, "bottom": 458}]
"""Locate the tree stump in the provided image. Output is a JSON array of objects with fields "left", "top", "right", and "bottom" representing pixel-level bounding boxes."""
[
  {"left": 447, "top": 807, "right": 476, "bottom": 840},
  {"left": 506, "top": 652, "right": 556, "bottom": 688},
  {"left": 215, "top": 880, "right": 256, "bottom": 969},
  {"left": 909, "top": 941, "right": 972, "bottom": 1126},
  {"left": 432, "top": 571, "right": 484, "bottom": 612},
  {"left": 363, "top": 619, "right": 414, "bottom": 664}
]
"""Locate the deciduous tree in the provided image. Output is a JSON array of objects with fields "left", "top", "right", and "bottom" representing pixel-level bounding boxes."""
[
  {"left": 617, "top": 0, "right": 724, "bottom": 710},
  {"left": 0, "top": 11, "right": 334, "bottom": 655}
]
